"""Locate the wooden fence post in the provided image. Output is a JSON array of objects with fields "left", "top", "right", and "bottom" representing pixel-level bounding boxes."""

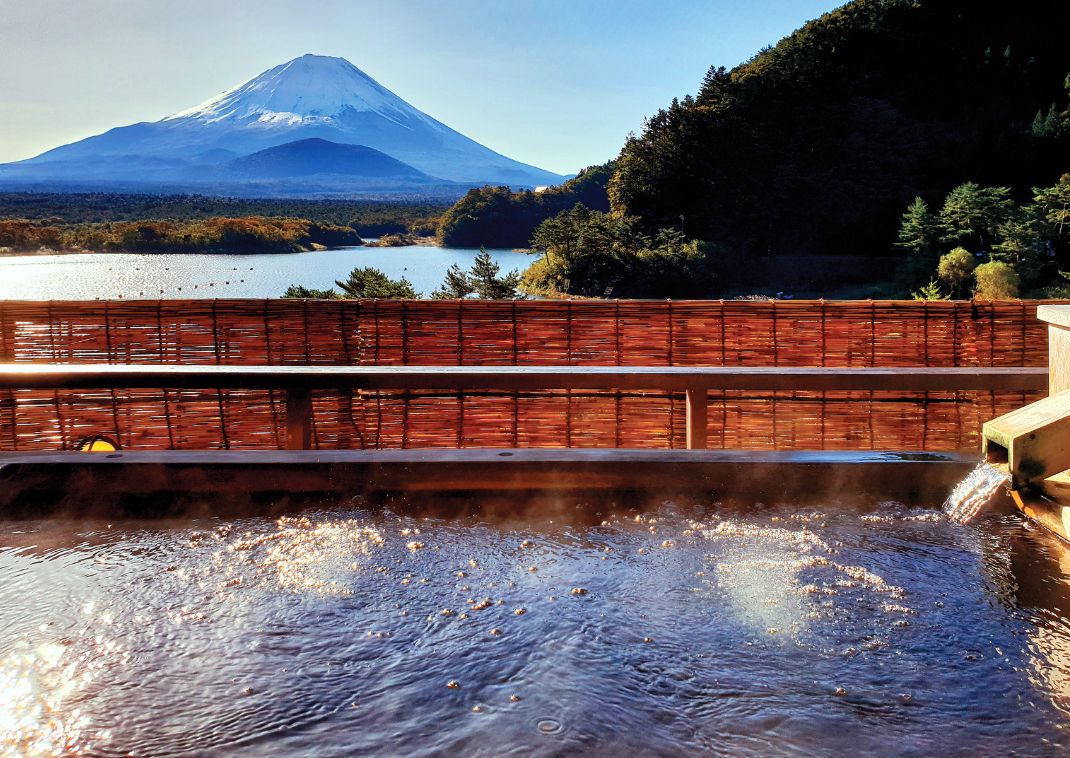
[
  {"left": 686, "top": 385, "right": 708, "bottom": 449},
  {"left": 286, "top": 389, "right": 312, "bottom": 450}
]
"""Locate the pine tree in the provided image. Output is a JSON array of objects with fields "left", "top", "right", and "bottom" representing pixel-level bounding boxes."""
[
  {"left": 335, "top": 266, "right": 418, "bottom": 299},
  {"left": 469, "top": 246, "right": 521, "bottom": 299},
  {"left": 431, "top": 263, "right": 474, "bottom": 299},
  {"left": 938, "top": 183, "right": 1015, "bottom": 251},
  {"left": 896, "top": 197, "right": 939, "bottom": 256},
  {"left": 911, "top": 280, "right": 949, "bottom": 301}
]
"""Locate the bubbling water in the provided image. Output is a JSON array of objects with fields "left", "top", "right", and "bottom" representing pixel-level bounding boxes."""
[
  {"left": 2, "top": 502, "right": 1069, "bottom": 755},
  {"left": 944, "top": 461, "right": 1011, "bottom": 523}
]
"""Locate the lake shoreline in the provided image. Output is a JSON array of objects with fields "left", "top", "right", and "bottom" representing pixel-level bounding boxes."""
[{"left": 0, "top": 242, "right": 360, "bottom": 258}]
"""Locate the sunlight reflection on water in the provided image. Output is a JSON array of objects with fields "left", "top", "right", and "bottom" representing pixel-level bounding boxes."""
[
  {"left": 0, "top": 246, "right": 534, "bottom": 300},
  {"left": 1, "top": 502, "right": 1069, "bottom": 755}
]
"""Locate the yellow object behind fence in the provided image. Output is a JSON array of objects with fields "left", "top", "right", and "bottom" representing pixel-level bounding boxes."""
[{"left": 76, "top": 435, "right": 119, "bottom": 452}]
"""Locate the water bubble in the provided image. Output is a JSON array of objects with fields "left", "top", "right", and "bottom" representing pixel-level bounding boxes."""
[{"left": 536, "top": 718, "right": 564, "bottom": 735}]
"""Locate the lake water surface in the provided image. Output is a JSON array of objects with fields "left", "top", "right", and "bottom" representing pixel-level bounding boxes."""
[
  {"left": 3, "top": 500, "right": 1070, "bottom": 756},
  {"left": 0, "top": 245, "right": 535, "bottom": 300}
]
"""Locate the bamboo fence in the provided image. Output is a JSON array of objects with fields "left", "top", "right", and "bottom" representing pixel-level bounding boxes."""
[{"left": 0, "top": 299, "right": 1057, "bottom": 452}]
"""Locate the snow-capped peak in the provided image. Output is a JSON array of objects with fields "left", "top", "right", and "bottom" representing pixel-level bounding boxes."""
[{"left": 163, "top": 54, "right": 419, "bottom": 126}]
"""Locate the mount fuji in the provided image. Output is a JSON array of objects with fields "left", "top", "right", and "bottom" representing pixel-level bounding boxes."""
[{"left": 0, "top": 54, "right": 565, "bottom": 194}]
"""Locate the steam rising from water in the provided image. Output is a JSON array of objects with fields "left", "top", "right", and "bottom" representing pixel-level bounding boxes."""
[{"left": 944, "top": 462, "right": 1010, "bottom": 523}]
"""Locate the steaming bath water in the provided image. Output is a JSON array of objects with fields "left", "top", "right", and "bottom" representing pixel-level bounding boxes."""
[
  {"left": 2, "top": 501, "right": 1070, "bottom": 755},
  {"left": 943, "top": 461, "right": 1011, "bottom": 523}
]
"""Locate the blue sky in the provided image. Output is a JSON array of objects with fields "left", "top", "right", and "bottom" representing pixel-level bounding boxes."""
[{"left": 0, "top": 0, "right": 846, "bottom": 173}]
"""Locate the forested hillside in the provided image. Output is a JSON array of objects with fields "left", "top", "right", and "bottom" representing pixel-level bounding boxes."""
[
  {"left": 611, "top": 0, "right": 1070, "bottom": 261},
  {"left": 436, "top": 163, "right": 613, "bottom": 247},
  {"left": 0, "top": 217, "right": 362, "bottom": 254}
]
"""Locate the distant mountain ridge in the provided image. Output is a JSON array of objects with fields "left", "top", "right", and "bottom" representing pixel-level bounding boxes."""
[
  {"left": 0, "top": 54, "right": 564, "bottom": 194},
  {"left": 221, "top": 139, "right": 436, "bottom": 182}
]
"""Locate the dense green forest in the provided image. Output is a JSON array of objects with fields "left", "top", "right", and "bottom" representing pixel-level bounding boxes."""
[
  {"left": 433, "top": 0, "right": 1070, "bottom": 298},
  {"left": 0, "top": 192, "right": 447, "bottom": 237},
  {"left": 436, "top": 163, "right": 613, "bottom": 248},
  {"left": 0, "top": 217, "right": 361, "bottom": 254},
  {"left": 611, "top": 0, "right": 1070, "bottom": 262}
]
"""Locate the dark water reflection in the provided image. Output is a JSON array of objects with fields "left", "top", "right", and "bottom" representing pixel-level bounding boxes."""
[{"left": 2, "top": 501, "right": 1069, "bottom": 756}]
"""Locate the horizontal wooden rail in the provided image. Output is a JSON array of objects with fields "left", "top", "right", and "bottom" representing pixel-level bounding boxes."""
[
  {"left": 0, "top": 364, "right": 1048, "bottom": 450},
  {"left": 0, "top": 364, "right": 1047, "bottom": 391}
]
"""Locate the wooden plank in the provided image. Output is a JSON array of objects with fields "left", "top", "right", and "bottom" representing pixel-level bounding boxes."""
[
  {"left": 0, "top": 364, "right": 1048, "bottom": 392},
  {"left": 0, "top": 449, "right": 979, "bottom": 518},
  {"left": 983, "top": 390, "right": 1070, "bottom": 487},
  {"left": 285, "top": 389, "right": 312, "bottom": 450},
  {"left": 686, "top": 387, "right": 708, "bottom": 449},
  {"left": 1038, "top": 304, "right": 1070, "bottom": 329},
  {"left": 0, "top": 448, "right": 979, "bottom": 466}
]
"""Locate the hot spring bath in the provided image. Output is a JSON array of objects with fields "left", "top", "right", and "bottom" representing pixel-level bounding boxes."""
[{"left": 2, "top": 475, "right": 1070, "bottom": 756}]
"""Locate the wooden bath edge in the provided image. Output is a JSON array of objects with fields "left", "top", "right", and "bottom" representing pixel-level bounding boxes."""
[{"left": 0, "top": 448, "right": 987, "bottom": 519}]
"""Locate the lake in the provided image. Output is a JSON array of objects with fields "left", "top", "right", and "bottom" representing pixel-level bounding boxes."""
[{"left": 0, "top": 245, "right": 537, "bottom": 300}]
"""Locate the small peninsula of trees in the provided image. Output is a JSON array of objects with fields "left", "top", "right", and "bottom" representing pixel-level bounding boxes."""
[
  {"left": 436, "top": 163, "right": 614, "bottom": 248},
  {"left": 521, "top": 204, "right": 717, "bottom": 298}
]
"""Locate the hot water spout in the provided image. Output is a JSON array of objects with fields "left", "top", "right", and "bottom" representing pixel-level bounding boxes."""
[{"left": 979, "top": 305, "right": 1070, "bottom": 541}]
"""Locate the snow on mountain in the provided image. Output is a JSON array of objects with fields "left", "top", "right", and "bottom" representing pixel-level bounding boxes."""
[
  {"left": 165, "top": 55, "right": 423, "bottom": 127},
  {"left": 2, "top": 54, "right": 564, "bottom": 191}
]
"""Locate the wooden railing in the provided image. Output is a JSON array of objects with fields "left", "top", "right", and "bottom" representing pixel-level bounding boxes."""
[{"left": 0, "top": 364, "right": 1046, "bottom": 451}]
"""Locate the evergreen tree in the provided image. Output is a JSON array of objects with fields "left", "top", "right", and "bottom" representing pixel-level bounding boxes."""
[
  {"left": 1034, "top": 174, "right": 1070, "bottom": 241},
  {"left": 335, "top": 266, "right": 418, "bottom": 299},
  {"left": 431, "top": 248, "right": 522, "bottom": 299},
  {"left": 431, "top": 263, "right": 474, "bottom": 299},
  {"left": 697, "top": 65, "right": 731, "bottom": 104},
  {"left": 938, "top": 183, "right": 1015, "bottom": 251},
  {"left": 911, "top": 280, "right": 948, "bottom": 301},
  {"left": 992, "top": 212, "right": 1044, "bottom": 287},
  {"left": 469, "top": 246, "right": 522, "bottom": 299},
  {"left": 896, "top": 197, "right": 940, "bottom": 256},
  {"left": 282, "top": 284, "right": 340, "bottom": 299}
]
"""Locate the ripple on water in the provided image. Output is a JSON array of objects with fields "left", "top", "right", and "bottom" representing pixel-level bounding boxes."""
[{"left": 0, "top": 504, "right": 1068, "bottom": 755}]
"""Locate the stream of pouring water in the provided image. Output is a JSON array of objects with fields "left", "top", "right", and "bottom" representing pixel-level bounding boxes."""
[{"left": 944, "top": 461, "right": 1011, "bottom": 523}]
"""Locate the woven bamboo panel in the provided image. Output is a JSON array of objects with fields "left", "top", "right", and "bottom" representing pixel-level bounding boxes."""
[{"left": 0, "top": 299, "right": 1058, "bottom": 452}]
